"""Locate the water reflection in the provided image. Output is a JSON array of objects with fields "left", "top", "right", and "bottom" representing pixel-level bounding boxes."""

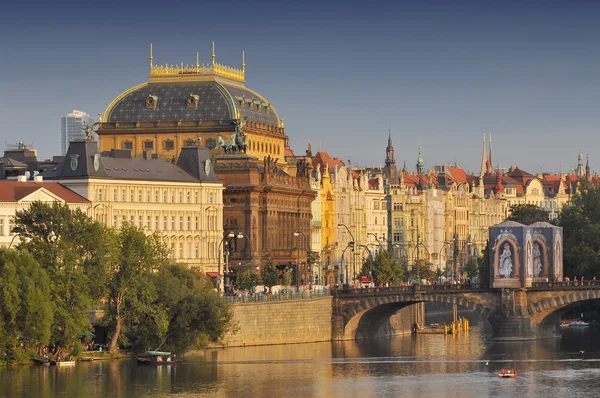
[{"left": 2, "top": 324, "right": 600, "bottom": 397}]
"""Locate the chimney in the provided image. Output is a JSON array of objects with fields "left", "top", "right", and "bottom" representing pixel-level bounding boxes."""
[
  {"left": 17, "top": 175, "right": 27, "bottom": 182},
  {"left": 34, "top": 175, "right": 43, "bottom": 183}
]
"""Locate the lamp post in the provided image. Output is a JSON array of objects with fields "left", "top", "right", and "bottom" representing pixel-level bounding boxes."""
[
  {"left": 230, "top": 230, "right": 253, "bottom": 271},
  {"left": 367, "top": 232, "right": 384, "bottom": 253},
  {"left": 293, "top": 229, "right": 309, "bottom": 291},
  {"left": 340, "top": 244, "right": 353, "bottom": 287},
  {"left": 439, "top": 241, "right": 452, "bottom": 280},
  {"left": 217, "top": 231, "right": 235, "bottom": 295},
  {"left": 338, "top": 223, "right": 356, "bottom": 285},
  {"left": 359, "top": 244, "right": 373, "bottom": 283}
]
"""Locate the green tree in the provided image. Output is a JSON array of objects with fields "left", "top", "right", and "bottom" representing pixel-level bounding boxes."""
[
  {"left": 478, "top": 245, "right": 490, "bottom": 285},
  {"left": 410, "top": 259, "right": 435, "bottom": 283},
  {"left": 105, "top": 223, "right": 170, "bottom": 351},
  {"left": 127, "top": 264, "right": 235, "bottom": 353},
  {"left": 371, "top": 250, "right": 403, "bottom": 285},
  {"left": 462, "top": 257, "right": 479, "bottom": 281},
  {"left": 260, "top": 257, "right": 279, "bottom": 292},
  {"left": 557, "top": 181, "right": 600, "bottom": 277},
  {"left": 0, "top": 249, "right": 53, "bottom": 360},
  {"left": 282, "top": 269, "right": 292, "bottom": 289},
  {"left": 506, "top": 203, "right": 549, "bottom": 225},
  {"left": 13, "top": 202, "right": 115, "bottom": 359},
  {"left": 236, "top": 269, "right": 262, "bottom": 293}
]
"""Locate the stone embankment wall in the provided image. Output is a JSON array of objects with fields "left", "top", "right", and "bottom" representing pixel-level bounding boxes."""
[{"left": 214, "top": 297, "right": 333, "bottom": 347}]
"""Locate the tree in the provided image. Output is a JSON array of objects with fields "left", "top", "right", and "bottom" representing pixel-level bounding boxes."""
[
  {"left": 462, "top": 257, "right": 479, "bottom": 281},
  {"left": 105, "top": 223, "right": 170, "bottom": 351},
  {"left": 0, "top": 249, "right": 53, "bottom": 360},
  {"left": 478, "top": 244, "right": 490, "bottom": 285},
  {"left": 127, "top": 264, "right": 235, "bottom": 353},
  {"left": 236, "top": 269, "right": 262, "bottom": 293},
  {"left": 410, "top": 259, "right": 435, "bottom": 283},
  {"left": 557, "top": 181, "right": 600, "bottom": 277},
  {"left": 371, "top": 250, "right": 403, "bottom": 285},
  {"left": 13, "top": 202, "right": 115, "bottom": 359},
  {"left": 282, "top": 269, "right": 292, "bottom": 289},
  {"left": 260, "top": 257, "right": 279, "bottom": 292},
  {"left": 506, "top": 203, "right": 549, "bottom": 225}
]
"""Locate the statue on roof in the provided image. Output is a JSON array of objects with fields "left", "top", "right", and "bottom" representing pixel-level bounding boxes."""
[
  {"left": 81, "top": 122, "right": 100, "bottom": 141},
  {"left": 218, "top": 116, "right": 247, "bottom": 155}
]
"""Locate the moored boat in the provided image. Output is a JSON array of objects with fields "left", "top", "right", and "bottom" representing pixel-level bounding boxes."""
[
  {"left": 498, "top": 369, "right": 517, "bottom": 378},
  {"left": 31, "top": 358, "right": 50, "bottom": 366},
  {"left": 561, "top": 319, "right": 590, "bottom": 327},
  {"left": 55, "top": 360, "right": 76, "bottom": 366}
]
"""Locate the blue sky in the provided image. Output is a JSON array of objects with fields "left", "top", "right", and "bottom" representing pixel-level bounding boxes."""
[{"left": 1, "top": 0, "right": 599, "bottom": 174}]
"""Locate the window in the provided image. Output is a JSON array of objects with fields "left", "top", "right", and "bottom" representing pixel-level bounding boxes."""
[
  {"left": 171, "top": 191, "right": 175, "bottom": 203},
  {"left": 374, "top": 200, "right": 379, "bottom": 210},
  {"left": 375, "top": 217, "right": 378, "bottom": 225},
  {"left": 393, "top": 232, "right": 401, "bottom": 242},
  {"left": 163, "top": 191, "right": 167, "bottom": 202},
  {"left": 122, "top": 141, "right": 133, "bottom": 150},
  {"left": 143, "top": 141, "right": 154, "bottom": 150},
  {"left": 8, "top": 218, "right": 14, "bottom": 235},
  {"left": 113, "top": 189, "right": 117, "bottom": 201},
  {"left": 163, "top": 216, "right": 167, "bottom": 230},
  {"left": 130, "top": 190, "right": 134, "bottom": 202},
  {"left": 195, "top": 191, "right": 199, "bottom": 204},
  {"left": 147, "top": 191, "right": 151, "bottom": 202},
  {"left": 121, "top": 190, "right": 125, "bottom": 201},
  {"left": 155, "top": 190, "right": 159, "bottom": 202},
  {"left": 171, "top": 216, "right": 175, "bottom": 230},
  {"left": 164, "top": 140, "right": 175, "bottom": 150},
  {"left": 179, "top": 216, "right": 183, "bottom": 230},
  {"left": 147, "top": 215, "right": 151, "bottom": 228},
  {"left": 113, "top": 216, "right": 117, "bottom": 228},
  {"left": 195, "top": 244, "right": 199, "bottom": 258},
  {"left": 130, "top": 215, "right": 134, "bottom": 223},
  {"left": 138, "top": 216, "right": 143, "bottom": 228},
  {"left": 98, "top": 188, "right": 103, "bottom": 201},
  {"left": 179, "top": 243, "right": 184, "bottom": 258},
  {"left": 179, "top": 191, "right": 183, "bottom": 203},
  {"left": 209, "top": 192, "right": 214, "bottom": 204},
  {"left": 0, "top": 219, "right": 4, "bottom": 236},
  {"left": 195, "top": 217, "right": 199, "bottom": 230},
  {"left": 186, "top": 191, "right": 190, "bottom": 203},
  {"left": 138, "top": 190, "right": 142, "bottom": 202},
  {"left": 122, "top": 215, "right": 127, "bottom": 223},
  {"left": 184, "top": 139, "right": 195, "bottom": 147}
]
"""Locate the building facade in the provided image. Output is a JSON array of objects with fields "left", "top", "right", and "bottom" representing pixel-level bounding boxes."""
[{"left": 42, "top": 140, "right": 224, "bottom": 273}]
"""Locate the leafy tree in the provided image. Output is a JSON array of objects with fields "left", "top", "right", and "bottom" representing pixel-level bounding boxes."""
[
  {"left": 410, "top": 259, "right": 435, "bottom": 283},
  {"left": 105, "top": 223, "right": 170, "bottom": 351},
  {"left": 13, "top": 202, "right": 115, "bottom": 358},
  {"left": 282, "top": 269, "right": 292, "bottom": 288},
  {"left": 127, "top": 264, "right": 235, "bottom": 353},
  {"left": 371, "top": 250, "right": 403, "bottom": 285},
  {"left": 260, "top": 257, "right": 279, "bottom": 292},
  {"left": 0, "top": 249, "right": 52, "bottom": 360},
  {"left": 478, "top": 245, "right": 490, "bottom": 285},
  {"left": 557, "top": 181, "right": 600, "bottom": 277},
  {"left": 236, "top": 269, "right": 262, "bottom": 293},
  {"left": 462, "top": 257, "right": 479, "bottom": 281},
  {"left": 506, "top": 203, "right": 549, "bottom": 225}
]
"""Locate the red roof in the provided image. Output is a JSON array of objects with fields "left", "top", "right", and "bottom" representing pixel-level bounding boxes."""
[
  {"left": 446, "top": 167, "right": 468, "bottom": 184},
  {"left": 284, "top": 148, "right": 295, "bottom": 157},
  {"left": 312, "top": 152, "right": 346, "bottom": 173},
  {"left": 0, "top": 181, "right": 89, "bottom": 203}
]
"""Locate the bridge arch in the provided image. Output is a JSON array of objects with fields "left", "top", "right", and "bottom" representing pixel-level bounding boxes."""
[
  {"left": 337, "top": 293, "right": 497, "bottom": 340},
  {"left": 529, "top": 290, "right": 600, "bottom": 337}
]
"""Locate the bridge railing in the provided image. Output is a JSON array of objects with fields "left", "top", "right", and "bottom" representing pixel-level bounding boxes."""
[
  {"left": 223, "top": 288, "right": 332, "bottom": 303},
  {"left": 531, "top": 280, "right": 600, "bottom": 289},
  {"left": 331, "top": 283, "right": 491, "bottom": 298}
]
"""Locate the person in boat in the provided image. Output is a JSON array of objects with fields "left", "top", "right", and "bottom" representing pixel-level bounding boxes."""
[
  {"left": 172, "top": 354, "right": 177, "bottom": 362},
  {"left": 157, "top": 356, "right": 163, "bottom": 362}
]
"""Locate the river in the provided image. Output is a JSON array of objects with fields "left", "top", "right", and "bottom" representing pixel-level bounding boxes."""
[{"left": 2, "top": 314, "right": 600, "bottom": 397}]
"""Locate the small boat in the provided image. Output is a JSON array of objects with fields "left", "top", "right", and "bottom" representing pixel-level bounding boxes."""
[
  {"left": 498, "top": 369, "right": 517, "bottom": 378},
  {"left": 55, "top": 360, "right": 76, "bottom": 366},
  {"left": 137, "top": 351, "right": 181, "bottom": 365},
  {"left": 31, "top": 358, "right": 50, "bottom": 366},
  {"left": 561, "top": 319, "right": 590, "bottom": 327}
]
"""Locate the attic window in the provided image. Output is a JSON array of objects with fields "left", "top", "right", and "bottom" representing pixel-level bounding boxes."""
[
  {"left": 187, "top": 93, "right": 199, "bottom": 110},
  {"left": 146, "top": 94, "right": 158, "bottom": 109}
]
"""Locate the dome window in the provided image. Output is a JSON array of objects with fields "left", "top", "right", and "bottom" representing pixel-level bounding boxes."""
[
  {"left": 146, "top": 94, "right": 158, "bottom": 109},
  {"left": 187, "top": 93, "right": 200, "bottom": 110}
]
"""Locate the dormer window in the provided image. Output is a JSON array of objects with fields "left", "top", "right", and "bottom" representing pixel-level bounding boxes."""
[
  {"left": 187, "top": 93, "right": 199, "bottom": 109},
  {"left": 146, "top": 94, "right": 158, "bottom": 109}
]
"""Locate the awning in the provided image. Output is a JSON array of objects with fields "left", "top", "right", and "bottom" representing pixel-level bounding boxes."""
[{"left": 206, "top": 272, "right": 219, "bottom": 277}]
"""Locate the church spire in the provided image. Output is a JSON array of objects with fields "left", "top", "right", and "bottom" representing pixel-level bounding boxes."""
[
  {"left": 416, "top": 146, "right": 425, "bottom": 174},
  {"left": 383, "top": 129, "right": 397, "bottom": 183},
  {"left": 480, "top": 133, "right": 488, "bottom": 178}
]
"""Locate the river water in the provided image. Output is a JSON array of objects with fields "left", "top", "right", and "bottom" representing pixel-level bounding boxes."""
[{"left": 2, "top": 314, "right": 600, "bottom": 397}]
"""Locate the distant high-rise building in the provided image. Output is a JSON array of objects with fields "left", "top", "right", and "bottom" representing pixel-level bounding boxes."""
[{"left": 60, "top": 110, "right": 95, "bottom": 155}]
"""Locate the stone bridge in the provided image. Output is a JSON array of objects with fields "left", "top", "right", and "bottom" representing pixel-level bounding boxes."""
[{"left": 331, "top": 281, "right": 600, "bottom": 341}]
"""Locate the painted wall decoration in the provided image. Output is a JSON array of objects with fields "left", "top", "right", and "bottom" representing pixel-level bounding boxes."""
[
  {"left": 499, "top": 243, "right": 514, "bottom": 278},
  {"left": 554, "top": 233, "right": 562, "bottom": 277},
  {"left": 533, "top": 243, "right": 543, "bottom": 277},
  {"left": 526, "top": 231, "right": 533, "bottom": 278}
]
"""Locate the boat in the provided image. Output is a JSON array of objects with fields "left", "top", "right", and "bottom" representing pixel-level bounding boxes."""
[
  {"left": 31, "top": 358, "right": 50, "bottom": 366},
  {"left": 55, "top": 360, "right": 76, "bottom": 366},
  {"left": 560, "top": 319, "right": 590, "bottom": 327},
  {"left": 498, "top": 369, "right": 517, "bottom": 378},
  {"left": 136, "top": 351, "right": 181, "bottom": 365}
]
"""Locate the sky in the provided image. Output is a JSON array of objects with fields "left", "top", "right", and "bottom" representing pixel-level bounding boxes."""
[{"left": 1, "top": 0, "right": 599, "bottom": 174}]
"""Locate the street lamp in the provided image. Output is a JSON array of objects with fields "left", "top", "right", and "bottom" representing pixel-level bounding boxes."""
[
  {"left": 340, "top": 244, "right": 353, "bottom": 287},
  {"left": 438, "top": 241, "right": 452, "bottom": 279},
  {"left": 366, "top": 232, "right": 384, "bottom": 253},
  {"left": 294, "top": 229, "right": 309, "bottom": 292},
  {"left": 217, "top": 231, "right": 235, "bottom": 295},
  {"left": 338, "top": 223, "right": 356, "bottom": 285}
]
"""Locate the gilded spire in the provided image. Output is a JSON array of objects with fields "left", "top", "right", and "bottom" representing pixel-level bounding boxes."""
[
  {"left": 196, "top": 52, "right": 199, "bottom": 70},
  {"left": 242, "top": 50, "right": 246, "bottom": 73},
  {"left": 150, "top": 43, "right": 153, "bottom": 71},
  {"left": 212, "top": 41, "right": 215, "bottom": 65}
]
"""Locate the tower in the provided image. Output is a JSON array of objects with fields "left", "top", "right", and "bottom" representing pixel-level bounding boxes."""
[
  {"left": 480, "top": 133, "right": 488, "bottom": 178},
  {"left": 383, "top": 129, "right": 398, "bottom": 184},
  {"left": 416, "top": 147, "right": 425, "bottom": 174},
  {"left": 576, "top": 151, "right": 585, "bottom": 177}
]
